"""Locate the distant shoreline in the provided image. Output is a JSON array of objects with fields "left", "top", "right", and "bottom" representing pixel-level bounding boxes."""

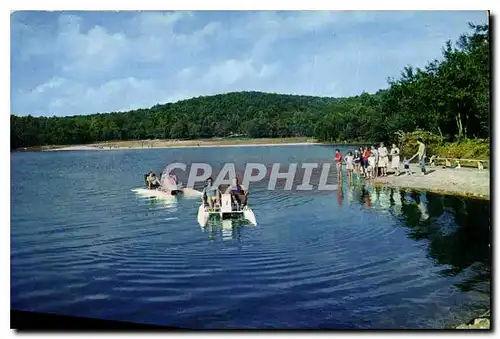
[
  {"left": 14, "top": 137, "right": 371, "bottom": 152},
  {"left": 43, "top": 142, "right": 319, "bottom": 151}
]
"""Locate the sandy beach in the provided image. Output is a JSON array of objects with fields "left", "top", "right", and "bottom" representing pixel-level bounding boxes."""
[
  {"left": 45, "top": 145, "right": 103, "bottom": 151},
  {"left": 42, "top": 138, "right": 319, "bottom": 151},
  {"left": 374, "top": 164, "right": 490, "bottom": 200},
  {"left": 45, "top": 142, "right": 318, "bottom": 151}
]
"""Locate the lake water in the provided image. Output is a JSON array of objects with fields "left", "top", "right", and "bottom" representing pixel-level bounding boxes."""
[{"left": 11, "top": 145, "right": 491, "bottom": 329}]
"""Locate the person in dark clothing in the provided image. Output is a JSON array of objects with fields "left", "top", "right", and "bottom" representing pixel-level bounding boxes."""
[
  {"left": 224, "top": 177, "right": 248, "bottom": 208},
  {"left": 145, "top": 171, "right": 161, "bottom": 189}
]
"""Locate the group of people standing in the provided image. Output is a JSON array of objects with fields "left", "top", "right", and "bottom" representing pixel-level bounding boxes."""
[
  {"left": 335, "top": 142, "right": 403, "bottom": 181},
  {"left": 334, "top": 138, "right": 428, "bottom": 181}
]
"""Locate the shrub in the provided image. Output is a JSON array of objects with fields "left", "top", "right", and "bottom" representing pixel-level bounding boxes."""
[
  {"left": 396, "top": 129, "right": 490, "bottom": 162},
  {"left": 396, "top": 129, "right": 443, "bottom": 158},
  {"left": 436, "top": 139, "right": 490, "bottom": 160}
]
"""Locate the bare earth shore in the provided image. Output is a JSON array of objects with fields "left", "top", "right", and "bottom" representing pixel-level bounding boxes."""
[
  {"left": 39, "top": 137, "right": 318, "bottom": 151},
  {"left": 374, "top": 164, "right": 490, "bottom": 200}
]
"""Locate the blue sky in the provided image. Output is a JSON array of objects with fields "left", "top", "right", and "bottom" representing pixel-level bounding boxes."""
[{"left": 11, "top": 10, "right": 488, "bottom": 116}]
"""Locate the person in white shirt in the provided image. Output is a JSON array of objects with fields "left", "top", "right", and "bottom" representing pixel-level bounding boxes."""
[
  {"left": 202, "top": 177, "right": 221, "bottom": 211},
  {"left": 409, "top": 138, "right": 427, "bottom": 176},
  {"left": 390, "top": 144, "right": 401, "bottom": 176},
  {"left": 367, "top": 152, "right": 376, "bottom": 179},
  {"left": 344, "top": 151, "right": 354, "bottom": 183},
  {"left": 378, "top": 142, "right": 389, "bottom": 177}
]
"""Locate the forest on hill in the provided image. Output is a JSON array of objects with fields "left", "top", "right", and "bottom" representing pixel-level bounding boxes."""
[{"left": 11, "top": 23, "right": 489, "bottom": 150}]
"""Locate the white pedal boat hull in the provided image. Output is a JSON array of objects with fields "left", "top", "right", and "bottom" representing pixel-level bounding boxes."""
[{"left": 197, "top": 193, "right": 257, "bottom": 227}]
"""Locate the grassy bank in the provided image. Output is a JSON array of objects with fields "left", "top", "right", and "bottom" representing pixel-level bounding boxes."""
[
  {"left": 435, "top": 139, "right": 490, "bottom": 159},
  {"left": 396, "top": 130, "right": 490, "bottom": 168}
]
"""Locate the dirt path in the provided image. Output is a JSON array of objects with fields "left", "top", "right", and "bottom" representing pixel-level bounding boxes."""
[{"left": 374, "top": 164, "right": 490, "bottom": 200}]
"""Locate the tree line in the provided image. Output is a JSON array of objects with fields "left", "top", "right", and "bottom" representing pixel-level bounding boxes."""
[{"left": 11, "top": 23, "right": 489, "bottom": 149}]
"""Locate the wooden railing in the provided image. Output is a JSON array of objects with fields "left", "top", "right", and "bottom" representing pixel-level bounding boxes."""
[{"left": 428, "top": 156, "right": 490, "bottom": 169}]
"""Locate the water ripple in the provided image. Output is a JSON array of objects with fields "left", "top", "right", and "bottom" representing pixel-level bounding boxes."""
[{"left": 11, "top": 148, "right": 490, "bottom": 329}]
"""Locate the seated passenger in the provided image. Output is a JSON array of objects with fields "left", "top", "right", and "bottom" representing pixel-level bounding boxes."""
[
  {"left": 224, "top": 177, "right": 248, "bottom": 208},
  {"left": 146, "top": 172, "right": 161, "bottom": 189},
  {"left": 202, "top": 177, "right": 220, "bottom": 210},
  {"left": 161, "top": 172, "right": 178, "bottom": 190},
  {"left": 144, "top": 171, "right": 153, "bottom": 187},
  {"left": 168, "top": 172, "right": 178, "bottom": 185}
]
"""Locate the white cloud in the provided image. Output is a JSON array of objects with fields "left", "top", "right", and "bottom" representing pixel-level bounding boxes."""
[
  {"left": 131, "top": 11, "right": 221, "bottom": 62},
  {"left": 201, "top": 59, "right": 279, "bottom": 86},
  {"left": 11, "top": 10, "right": 488, "bottom": 116},
  {"left": 133, "top": 11, "right": 190, "bottom": 33},
  {"left": 15, "top": 55, "right": 282, "bottom": 116},
  {"left": 227, "top": 11, "right": 339, "bottom": 58},
  {"left": 16, "top": 12, "right": 221, "bottom": 77},
  {"left": 32, "top": 77, "right": 65, "bottom": 94},
  {"left": 58, "top": 24, "right": 129, "bottom": 74},
  {"left": 178, "top": 67, "right": 195, "bottom": 79},
  {"left": 17, "top": 76, "right": 169, "bottom": 115},
  {"left": 231, "top": 11, "right": 336, "bottom": 39}
]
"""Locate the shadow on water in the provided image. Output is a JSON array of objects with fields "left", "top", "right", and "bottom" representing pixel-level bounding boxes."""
[
  {"left": 136, "top": 195, "right": 178, "bottom": 208},
  {"left": 335, "top": 179, "right": 491, "bottom": 295}
]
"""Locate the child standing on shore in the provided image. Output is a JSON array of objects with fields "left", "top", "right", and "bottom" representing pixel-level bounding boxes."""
[
  {"left": 367, "top": 151, "right": 376, "bottom": 179},
  {"left": 403, "top": 157, "right": 411, "bottom": 175},
  {"left": 345, "top": 151, "right": 354, "bottom": 182}
]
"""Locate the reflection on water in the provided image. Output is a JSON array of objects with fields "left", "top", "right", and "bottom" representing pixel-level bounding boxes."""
[
  {"left": 389, "top": 189, "right": 402, "bottom": 216},
  {"left": 337, "top": 181, "right": 344, "bottom": 206},
  {"left": 11, "top": 148, "right": 490, "bottom": 329},
  {"left": 138, "top": 195, "right": 178, "bottom": 210},
  {"left": 201, "top": 218, "right": 251, "bottom": 242},
  {"left": 334, "top": 182, "right": 491, "bottom": 295}
]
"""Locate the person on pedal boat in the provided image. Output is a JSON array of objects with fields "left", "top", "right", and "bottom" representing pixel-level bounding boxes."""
[
  {"left": 146, "top": 171, "right": 161, "bottom": 189},
  {"left": 157, "top": 170, "right": 182, "bottom": 195},
  {"left": 144, "top": 171, "right": 152, "bottom": 186},
  {"left": 202, "top": 177, "right": 220, "bottom": 210},
  {"left": 225, "top": 177, "right": 248, "bottom": 208},
  {"left": 168, "top": 172, "right": 178, "bottom": 185}
]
